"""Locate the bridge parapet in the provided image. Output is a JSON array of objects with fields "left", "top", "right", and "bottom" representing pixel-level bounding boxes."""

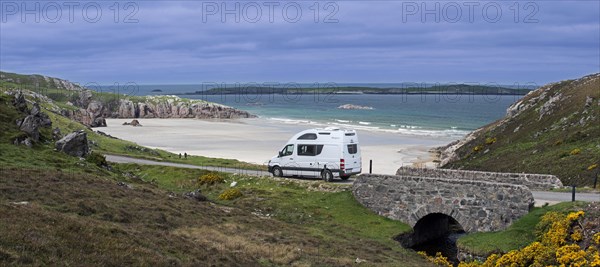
[
  {"left": 396, "top": 167, "right": 562, "bottom": 191},
  {"left": 352, "top": 174, "right": 534, "bottom": 232}
]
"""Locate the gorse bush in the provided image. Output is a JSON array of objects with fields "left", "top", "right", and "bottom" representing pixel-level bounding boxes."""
[
  {"left": 422, "top": 210, "right": 600, "bottom": 267},
  {"left": 570, "top": 148, "right": 582, "bottom": 155},
  {"left": 198, "top": 172, "right": 224, "bottom": 185},
  {"left": 218, "top": 188, "right": 242, "bottom": 200},
  {"left": 418, "top": 251, "right": 452, "bottom": 267}
]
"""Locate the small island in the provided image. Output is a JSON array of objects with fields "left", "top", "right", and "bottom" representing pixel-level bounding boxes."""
[
  {"left": 337, "top": 104, "right": 374, "bottom": 110},
  {"left": 151, "top": 89, "right": 163, "bottom": 93}
]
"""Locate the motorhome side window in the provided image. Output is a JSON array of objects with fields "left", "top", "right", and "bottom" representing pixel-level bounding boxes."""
[
  {"left": 347, "top": 144, "right": 358, "bottom": 154},
  {"left": 282, "top": 144, "right": 294, "bottom": 156},
  {"left": 297, "top": 133, "right": 317, "bottom": 140},
  {"left": 298, "top": 144, "right": 324, "bottom": 156}
]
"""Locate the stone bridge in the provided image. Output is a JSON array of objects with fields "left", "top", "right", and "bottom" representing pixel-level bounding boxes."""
[
  {"left": 352, "top": 173, "right": 536, "bottom": 245},
  {"left": 396, "top": 167, "right": 562, "bottom": 191}
]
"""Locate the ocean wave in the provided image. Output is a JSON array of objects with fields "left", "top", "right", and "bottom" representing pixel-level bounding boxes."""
[
  {"left": 268, "top": 117, "right": 318, "bottom": 125},
  {"left": 358, "top": 121, "right": 371, "bottom": 125},
  {"left": 265, "top": 117, "right": 468, "bottom": 138}
]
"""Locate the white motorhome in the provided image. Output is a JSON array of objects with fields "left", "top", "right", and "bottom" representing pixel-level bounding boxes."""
[{"left": 268, "top": 127, "right": 362, "bottom": 182}]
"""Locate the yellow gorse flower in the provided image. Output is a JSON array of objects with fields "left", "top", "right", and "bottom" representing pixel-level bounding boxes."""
[{"left": 454, "top": 210, "right": 599, "bottom": 267}]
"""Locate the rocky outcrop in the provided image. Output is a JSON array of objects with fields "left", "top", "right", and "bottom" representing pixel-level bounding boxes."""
[
  {"left": 61, "top": 92, "right": 255, "bottom": 127},
  {"left": 12, "top": 91, "right": 28, "bottom": 113},
  {"left": 114, "top": 96, "right": 255, "bottom": 119},
  {"left": 12, "top": 94, "right": 52, "bottom": 145},
  {"left": 55, "top": 130, "right": 89, "bottom": 157},
  {"left": 337, "top": 104, "right": 374, "bottom": 110}
]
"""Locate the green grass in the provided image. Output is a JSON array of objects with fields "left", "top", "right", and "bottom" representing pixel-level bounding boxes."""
[
  {"left": 457, "top": 201, "right": 587, "bottom": 256},
  {"left": 114, "top": 163, "right": 415, "bottom": 256}
]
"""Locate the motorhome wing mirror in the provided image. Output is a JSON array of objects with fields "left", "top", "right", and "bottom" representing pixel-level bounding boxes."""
[{"left": 278, "top": 151, "right": 283, "bottom": 157}]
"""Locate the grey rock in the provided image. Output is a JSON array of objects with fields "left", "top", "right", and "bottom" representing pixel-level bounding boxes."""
[
  {"left": 92, "top": 117, "right": 107, "bottom": 127},
  {"left": 184, "top": 189, "right": 207, "bottom": 202},
  {"left": 19, "top": 115, "right": 40, "bottom": 141},
  {"left": 123, "top": 119, "right": 141, "bottom": 126},
  {"left": 30, "top": 102, "right": 41, "bottom": 116},
  {"left": 117, "top": 181, "right": 133, "bottom": 189},
  {"left": 12, "top": 91, "right": 28, "bottom": 113},
  {"left": 13, "top": 136, "right": 33, "bottom": 147},
  {"left": 77, "top": 90, "right": 93, "bottom": 108},
  {"left": 55, "top": 130, "right": 89, "bottom": 157},
  {"left": 52, "top": 127, "right": 62, "bottom": 140}
]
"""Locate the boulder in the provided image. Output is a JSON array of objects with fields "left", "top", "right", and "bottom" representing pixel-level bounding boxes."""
[
  {"left": 13, "top": 136, "right": 33, "bottom": 148},
  {"left": 184, "top": 189, "right": 207, "bottom": 202},
  {"left": 123, "top": 119, "right": 141, "bottom": 126},
  {"left": 32, "top": 103, "right": 52, "bottom": 127},
  {"left": 55, "top": 130, "right": 89, "bottom": 157},
  {"left": 19, "top": 115, "right": 40, "bottom": 141},
  {"left": 86, "top": 100, "right": 107, "bottom": 127},
  {"left": 92, "top": 117, "right": 107, "bottom": 127}
]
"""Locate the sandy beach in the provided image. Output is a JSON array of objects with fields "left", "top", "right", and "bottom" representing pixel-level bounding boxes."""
[{"left": 100, "top": 118, "right": 456, "bottom": 175}]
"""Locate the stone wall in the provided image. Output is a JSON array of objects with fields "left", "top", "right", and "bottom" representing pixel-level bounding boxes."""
[
  {"left": 396, "top": 167, "right": 562, "bottom": 191},
  {"left": 352, "top": 174, "right": 534, "bottom": 232}
]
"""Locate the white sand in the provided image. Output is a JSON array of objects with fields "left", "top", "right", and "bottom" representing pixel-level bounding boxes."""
[{"left": 100, "top": 118, "right": 456, "bottom": 175}]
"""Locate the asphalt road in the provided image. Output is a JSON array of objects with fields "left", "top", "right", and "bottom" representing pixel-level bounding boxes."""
[
  {"left": 532, "top": 191, "right": 599, "bottom": 204},
  {"left": 106, "top": 154, "right": 599, "bottom": 203},
  {"left": 105, "top": 154, "right": 272, "bottom": 177}
]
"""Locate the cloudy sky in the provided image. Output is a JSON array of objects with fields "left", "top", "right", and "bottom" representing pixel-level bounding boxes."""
[{"left": 0, "top": 1, "right": 598, "bottom": 85}]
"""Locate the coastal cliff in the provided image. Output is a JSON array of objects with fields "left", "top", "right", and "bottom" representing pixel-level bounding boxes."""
[
  {"left": 0, "top": 71, "right": 256, "bottom": 127},
  {"left": 439, "top": 73, "right": 600, "bottom": 186}
]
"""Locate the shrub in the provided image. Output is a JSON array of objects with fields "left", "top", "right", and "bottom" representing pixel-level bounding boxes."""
[
  {"left": 198, "top": 172, "right": 224, "bottom": 185},
  {"left": 473, "top": 145, "right": 483, "bottom": 152},
  {"left": 218, "top": 188, "right": 242, "bottom": 200},
  {"left": 554, "top": 140, "right": 563, "bottom": 146},
  {"left": 457, "top": 210, "right": 599, "bottom": 267},
  {"left": 570, "top": 148, "right": 582, "bottom": 155},
  {"left": 485, "top": 137, "right": 497, "bottom": 145},
  {"left": 588, "top": 164, "right": 598, "bottom": 171},
  {"left": 86, "top": 152, "right": 107, "bottom": 167},
  {"left": 418, "top": 251, "right": 452, "bottom": 267}
]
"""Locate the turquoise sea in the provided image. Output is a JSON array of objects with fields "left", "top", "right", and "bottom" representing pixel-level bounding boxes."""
[{"left": 110, "top": 84, "right": 525, "bottom": 139}]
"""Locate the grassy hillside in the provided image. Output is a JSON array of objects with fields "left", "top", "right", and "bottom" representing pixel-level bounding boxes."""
[
  {"left": 442, "top": 73, "right": 600, "bottom": 186},
  {"left": 0, "top": 87, "right": 433, "bottom": 266}
]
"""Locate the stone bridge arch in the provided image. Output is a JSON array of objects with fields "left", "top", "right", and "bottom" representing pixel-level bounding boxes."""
[
  {"left": 410, "top": 206, "right": 472, "bottom": 233},
  {"left": 352, "top": 174, "right": 534, "bottom": 233}
]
